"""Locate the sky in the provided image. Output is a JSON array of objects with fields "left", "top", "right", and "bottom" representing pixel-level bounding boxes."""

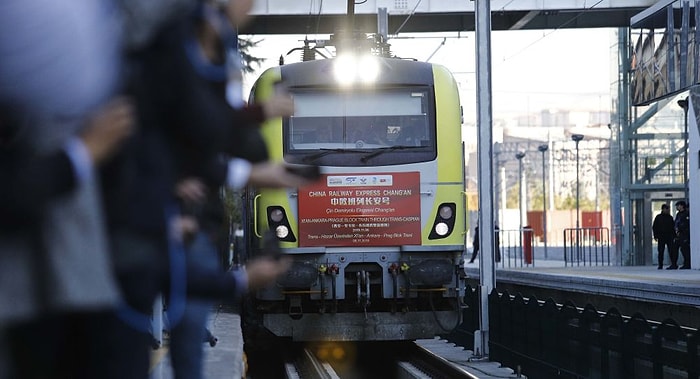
[{"left": 242, "top": 27, "right": 615, "bottom": 124}]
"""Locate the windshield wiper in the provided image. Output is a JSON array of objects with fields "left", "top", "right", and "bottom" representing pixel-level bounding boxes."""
[
  {"left": 360, "top": 145, "right": 426, "bottom": 162},
  {"left": 303, "top": 148, "right": 367, "bottom": 163}
]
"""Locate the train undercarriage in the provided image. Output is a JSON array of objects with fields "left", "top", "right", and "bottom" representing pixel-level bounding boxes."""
[{"left": 244, "top": 250, "right": 465, "bottom": 341}]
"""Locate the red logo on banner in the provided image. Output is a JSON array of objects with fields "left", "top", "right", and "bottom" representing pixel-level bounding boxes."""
[{"left": 298, "top": 172, "right": 421, "bottom": 247}]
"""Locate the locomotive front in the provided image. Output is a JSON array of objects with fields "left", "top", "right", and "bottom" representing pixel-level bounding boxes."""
[{"left": 244, "top": 55, "right": 467, "bottom": 341}]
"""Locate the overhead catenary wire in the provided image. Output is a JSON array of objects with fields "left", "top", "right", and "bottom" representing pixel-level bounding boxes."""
[
  {"left": 499, "top": 0, "right": 516, "bottom": 12},
  {"left": 388, "top": 1, "right": 606, "bottom": 70},
  {"left": 392, "top": 0, "right": 423, "bottom": 36},
  {"left": 425, "top": 37, "right": 446, "bottom": 62},
  {"left": 315, "top": 0, "right": 324, "bottom": 36},
  {"left": 300, "top": 0, "right": 606, "bottom": 71},
  {"left": 303, "top": 0, "right": 324, "bottom": 40},
  {"left": 498, "top": 0, "right": 605, "bottom": 65}
]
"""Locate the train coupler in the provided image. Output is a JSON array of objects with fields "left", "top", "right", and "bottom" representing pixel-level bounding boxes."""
[{"left": 356, "top": 270, "right": 371, "bottom": 312}]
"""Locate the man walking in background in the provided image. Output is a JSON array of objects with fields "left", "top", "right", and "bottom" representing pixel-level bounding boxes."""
[{"left": 468, "top": 226, "right": 479, "bottom": 264}]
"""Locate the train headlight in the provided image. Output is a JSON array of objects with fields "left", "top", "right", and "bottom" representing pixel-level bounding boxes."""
[
  {"left": 266, "top": 206, "right": 296, "bottom": 242},
  {"left": 438, "top": 205, "right": 453, "bottom": 220},
  {"left": 333, "top": 54, "right": 380, "bottom": 86},
  {"left": 428, "top": 203, "right": 456, "bottom": 240},
  {"left": 434, "top": 222, "right": 449, "bottom": 236},
  {"left": 270, "top": 208, "right": 284, "bottom": 222},
  {"left": 275, "top": 225, "right": 290, "bottom": 239},
  {"left": 358, "top": 56, "right": 379, "bottom": 83},
  {"left": 333, "top": 54, "right": 357, "bottom": 86}
]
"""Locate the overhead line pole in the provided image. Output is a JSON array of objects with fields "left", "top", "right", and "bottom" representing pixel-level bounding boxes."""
[
  {"left": 538, "top": 144, "right": 549, "bottom": 259},
  {"left": 347, "top": 0, "right": 355, "bottom": 32},
  {"left": 475, "top": 0, "right": 495, "bottom": 358}
]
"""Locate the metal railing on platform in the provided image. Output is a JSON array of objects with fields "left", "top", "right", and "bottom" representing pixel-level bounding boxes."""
[
  {"left": 563, "top": 227, "right": 611, "bottom": 267},
  {"left": 447, "top": 285, "right": 700, "bottom": 379},
  {"left": 497, "top": 227, "right": 536, "bottom": 268},
  {"left": 486, "top": 291, "right": 700, "bottom": 379}
]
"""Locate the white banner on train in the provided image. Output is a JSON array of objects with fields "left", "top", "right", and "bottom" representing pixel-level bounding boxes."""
[{"left": 326, "top": 175, "right": 394, "bottom": 187}]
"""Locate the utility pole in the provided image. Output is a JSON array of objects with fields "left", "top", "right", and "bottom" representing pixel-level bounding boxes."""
[
  {"left": 474, "top": 0, "right": 495, "bottom": 358},
  {"left": 516, "top": 151, "right": 526, "bottom": 229},
  {"left": 516, "top": 151, "right": 526, "bottom": 266},
  {"left": 572, "top": 134, "right": 584, "bottom": 261},
  {"left": 538, "top": 144, "right": 549, "bottom": 259}
]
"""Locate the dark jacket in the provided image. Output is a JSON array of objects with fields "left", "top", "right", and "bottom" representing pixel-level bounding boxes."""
[
  {"left": 675, "top": 209, "right": 690, "bottom": 243},
  {"left": 101, "top": 19, "right": 271, "bottom": 303},
  {"left": 0, "top": 109, "right": 77, "bottom": 227},
  {"left": 101, "top": 20, "right": 267, "bottom": 238},
  {"left": 652, "top": 212, "right": 675, "bottom": 241},
  {"left": 0, "top": 148, "right": 76, "bottom": 228}
]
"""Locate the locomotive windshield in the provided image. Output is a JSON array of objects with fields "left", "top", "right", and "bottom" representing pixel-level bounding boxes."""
[{"left": 283, "top": 87, "right": 436, "bottom": 165}]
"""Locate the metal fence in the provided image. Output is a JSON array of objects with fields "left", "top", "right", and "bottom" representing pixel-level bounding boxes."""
[
  {"left": 487, "top": 290, "right": 699, "bottom": 379},
  {"left": 563, "top": 227, "right": 612, "bottom": 266},
  {"left": 497, "top": 227, "right": 536, "bottom": 268}
]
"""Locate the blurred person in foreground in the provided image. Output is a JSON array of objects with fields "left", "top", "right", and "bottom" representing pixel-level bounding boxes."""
[
  {"left": 0, "top": 100, "right": 134, "bottom": 379},
  {"left": 100, "top": 0, "right": 310, "bottom": 378},
  {"left": 169, "top": 2, "right": 307, "bottom": 378},
  {"left": 0, "top": 1, "right": 133, "bottom": 378}
]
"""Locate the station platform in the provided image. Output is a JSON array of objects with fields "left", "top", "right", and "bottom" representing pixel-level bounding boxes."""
[
  {"left": 465, "top": 259, "right": 700, "bottom": 306},
  {"left": 465, "top": 258, "right": 700, "bottom": 329},
  {"left": 150, "top": 311, "right": 245, "bottom": 379}
]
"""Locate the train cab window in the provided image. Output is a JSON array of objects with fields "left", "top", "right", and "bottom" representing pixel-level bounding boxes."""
[{"left": 284, "top": 88, "right": 436, "bottom": 166}]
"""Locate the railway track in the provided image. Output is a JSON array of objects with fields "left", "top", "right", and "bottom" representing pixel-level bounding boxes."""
[
  {"left": 285, "top": 348, "right": 340, "bottom": 379},
  {"left": 277, "top": 341, "right": 479, "bottom": 379},
  {"left": 397, "top": 342, "right": 479, "bottom": 379}
]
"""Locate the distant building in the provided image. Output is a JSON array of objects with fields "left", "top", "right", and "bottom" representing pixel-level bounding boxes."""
[{"left": 463, "top": 108, "right": 612, "bottom": 217}]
